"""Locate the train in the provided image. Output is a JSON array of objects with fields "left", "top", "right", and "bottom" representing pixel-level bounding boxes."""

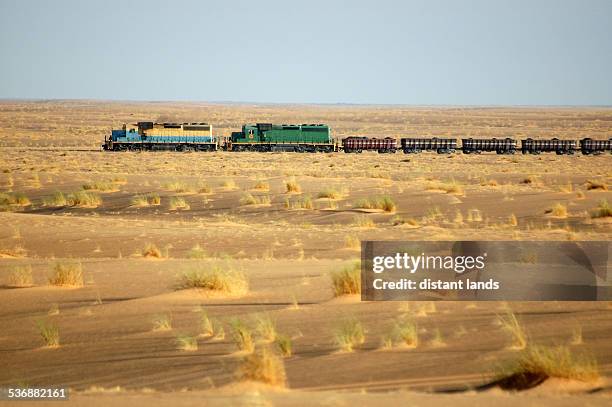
[{"left": 103, "top": 122, "right": 612, "bottom": 156}]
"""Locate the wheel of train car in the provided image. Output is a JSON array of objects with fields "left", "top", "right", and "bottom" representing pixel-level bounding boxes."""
[{"left": 357, "top": 149, "right": 363, "bottom": 153}]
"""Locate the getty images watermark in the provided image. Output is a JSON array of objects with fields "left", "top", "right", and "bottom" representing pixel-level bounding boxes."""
[{"left": 361, "top": 241, "right": 611, "bottom": 301}]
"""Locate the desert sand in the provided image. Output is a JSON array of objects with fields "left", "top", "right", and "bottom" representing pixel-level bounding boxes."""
[{"left": 0, "top": 101, "right": 611, "bottom": 405}]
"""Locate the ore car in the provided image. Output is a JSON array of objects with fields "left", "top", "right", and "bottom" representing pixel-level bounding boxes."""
[
  {"left": 342, "top": 136, "right": 397, "bottom": 153},
  {"left": 521, "top": 138, "right": 576, "bottom": 155},
  {"left": 401, "top": 137, "right": 457, "bottom": 154},
  {"left": 580, "top": 138, "right": 612, "bottom": 155},
  {"left": 103, "top": 122, "right": 217, "bottom": 151},
  {"left": 461, "top": 138, "right": 517, "bottom": 154},
  {"left": 229, "top": 123, "right": 335, "bottom": 152}
]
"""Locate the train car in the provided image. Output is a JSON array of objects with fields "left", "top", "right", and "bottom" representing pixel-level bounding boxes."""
[
  {"left": 461, "top": 138, "right": 517, "bottom": 154},
  {"left": 229, "top": 123, "right": 335, "bottom": 152},
  {"left": 103, "top": 122, "right": 217, "bottom": 151},
  {"left": 401, "top": 137, "right": 457, "bottom": 154},
  {"left": 342, "top": 136, "right": 397, "bottom": 153},
  {"left": 521, "top": 138, "right": 576, "bottom": 155},
  {"left": 580, "top": 138, "right": 612, "bottom": 155}
]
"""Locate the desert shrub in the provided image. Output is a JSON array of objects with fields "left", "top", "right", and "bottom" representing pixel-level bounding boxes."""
[
  {"left": 0, "top": 192, "right": 31, "bottom": 209},
  {"left": 240, "top": 193, "right": 271, "bottom": 206},
  {"left": 425, "top": 180, "right": 463, "bottom": 194},
  {"left": 344, "top": 234, "right": 360, "bottom": 249},
  {"left": 230, "top": 318, "right": 254, "bottom": 353},
  {"left": 48, "top": 261, "right": 83, "bottom": 287},
  {"left": 236, "top": 347, "right": 286, "bottom": 386},
  {"left": 317, "top": 188, "right": 342, "bottom": 199},
  {"left": 494, "top": 345, "right": 599, "bottom": 390},
  {"left": 177, "top": 266, "right": 248, "bottom": 294},
  {"left": 334, "top": 317, "right": 365, "bottom": 352},
  {"left": 8, "top": 265, "right": 33, "bottom": 287},
  {"left": 331, "top": 261, "right": 361, "bottom": 296},
  {"left": 82, "top": 180, "right": 116, "bottom": 192},
  {"left": 163, "top": 181, "right": 194, "bottom": 193},
  {"left": 131, "top": 194, "right": 149, "bottom": 207},
  {"left": 37, "top": 319, "right": 60, "bottom": 347},
  {"left": 394, "top": 319, "right": 419, "bottom": 348}
]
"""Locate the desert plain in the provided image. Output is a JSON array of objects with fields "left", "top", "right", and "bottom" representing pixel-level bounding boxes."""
[{"left": 0, "top": 100, "right": 611, "bottom": 405}]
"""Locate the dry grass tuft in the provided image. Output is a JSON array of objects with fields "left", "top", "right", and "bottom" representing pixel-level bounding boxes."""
[
  {"left": 253, "top": 180, "right": 270, "bottom": 191},
  {"left": 169, "top": 196, "right": 190, "bottom": 210},
  {"left": 498, "top": 311, "right": 527, "bottom": 350},
  {"left": 175, "top": 334, "right": 198, "bottom": 351},
  {"left": 334, "top": 317, "right": 365, "bottom": 352},
  {"left": 236, "top": 347, "right": 286, "bottom": 386},
  {"left": 425, "top": 179, "right": 464, "bottom": 194},
  {"left": 591, "top": 200, "right": 612, "bottom": 218},
  {"left": 49, "top": 261, "right": 83, "bottom": 287},
  {"left": 494, "top": 345, "right": 599, "bottom": 390},
  {"left": 240, "top": 193, "right": 271, "bottom": 206},
  {"left": 142, "top": 243, "right": 163, "bottom": 259},
  {"left": 230, "top": 318, "right": 255, "bottom": 353},
  {"left": 352, "top": 215, "right": 375, "bottom": 228},
  {"left": 152, "top": 313, "right": 172, "bottom": 331},
  {"left": 331, "top": 261, "right": 361, "bottom": 296},
  {"left": 82, "top": 180, "right": 117, "bottom": 192},
  {"left": 131, "top": 193, "right": 160, "bottom": 207},
  {"left": 8, "top": 265, "right": 33, "bottom": 287},
  {"left": 187, "top": 244, "right": 207, "bottom": 259},
  {"left": 546, "top": 203, "right": 568, "bottom": 218},
  {"left": 254, "top": 313, "right": 277, "bottom": 342},
  {"left": 275, "top": 334, "right": 293, "bottom": 357},
  {"left": 177, "top": 266, "right": 248, "bottom": 294},
  {"left": 37, "top": 319, "right": 60, "bottom": 348},
  {"left": 42, "top": 191, "right": 67, "bottom": 207},
  {"left": 285, "top": 178, "right": 301, "bottom": 193},
  {"left": 354, "top": 196, "right": 396, "bottom": 212},
  {"left": 66, "top": 191, "right": 102, "bottom": 208},
  {"left": 0, "top": 192, "right": 31, "bottom": 210}
]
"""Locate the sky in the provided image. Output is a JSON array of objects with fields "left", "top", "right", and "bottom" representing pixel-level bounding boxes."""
[{"left": 0, "top": 0, "right": 611, "bottom": 105}]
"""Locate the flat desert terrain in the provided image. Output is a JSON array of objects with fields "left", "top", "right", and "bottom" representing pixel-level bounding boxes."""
[{"left": 0, "top": 101, "right": 611, "bottom": 405}]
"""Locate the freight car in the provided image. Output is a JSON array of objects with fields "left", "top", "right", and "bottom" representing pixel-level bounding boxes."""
[
  {"left": 521, "top": 138, "right": 576, "bottom": 155},
  {"left": 103, "top": 122, "right": 217, "bottom": 151},
  {"left": 580, "top": 138, "right": 612, "bottom": 155},
  {"left": 342, "top": 136, "right": 397, "bottom": 153},
  {"left": 401, "top": 137, "right": 457, "bottom": 154},
  {"left": 229, "top": 123, "right": 335, "bottom": 152},
  {"left": 461, "top": 138, "right": 517, "bottom": 154}
]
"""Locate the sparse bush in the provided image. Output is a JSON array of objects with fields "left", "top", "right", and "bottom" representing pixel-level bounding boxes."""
[
  {"left": 0, "top": 192, "right": 31, "bottom": 209},
  {"left": 152, "top": 313, "right": 172, "bottom": 331},
  {"left": 82, "top": 180, "right": 116, "bottom": 192},
  {"left": 334, "top": 317, "right": 365, "bottom": 352},
  {"left": 131, "top": 194, "right": 149, "bottom": 207},
  {"left": 163, "top": 181, "right": 194, "bottom": 193},
  {"left": 230, "top": 318, "right": 254, "bottom": 353},
  {"left": 494, "top": 345, "right": 599, "bottom": 390},
  {"left": 344, "top": 234, "right": 360, "bottom": 249},
  {"left": 425, "top": 180, "right": 463, "bottom": 194},
  {"left": 520, "top": 175, "right": 537, "bottom": 185},
  {"left": 236, "top": 347, "right": 286, "bottom": 386},
  {"left": 142, "top": 243, "right": 163, "bottom": 258},
  {"left": 37, "top": 319, "right": 60, "bottom": 348},
  {"left": 176, "top": 334, "right": 198, "bottom": 351},
  {"left": 395, "top": 319, "right": 419, "bottom": 348},
  {"left": 8, "top": 265, "right": 33, "bottom": 287},
  {"left": 199, "top": 311, "right": 214, "bottom": 337},
  {"left": 498, "top": 311, "right": 527, "bottom": 350},
  {"left": 331, "top": 261, "right": 361, "bottom": 296},
  {"left": 177, "top": 266, "right": 248, "bottom": 294},
  {"left": 49, "top": 261, "right": 83, "bottom": 287}
]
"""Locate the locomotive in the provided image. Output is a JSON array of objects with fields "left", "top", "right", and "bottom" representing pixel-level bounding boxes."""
[{"left": 103, "top": 122, "right": 611, "bottom": 156}]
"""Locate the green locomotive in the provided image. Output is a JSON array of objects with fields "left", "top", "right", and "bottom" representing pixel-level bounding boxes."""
[{"left": 229, "top": 123, "right": 335, "bottom": 152}]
